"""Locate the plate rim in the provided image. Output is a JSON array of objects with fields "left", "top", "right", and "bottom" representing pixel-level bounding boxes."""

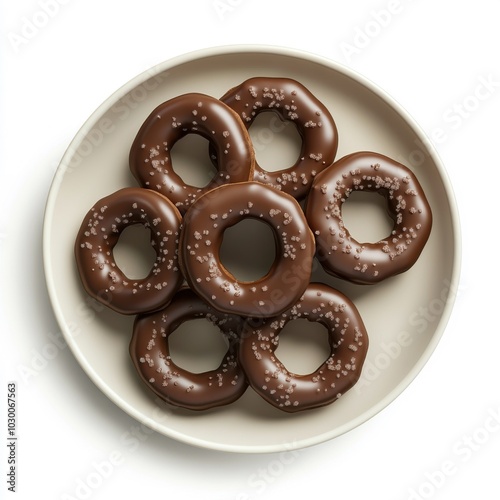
[{"left": 42, "top": 43, "right": 462, "bottom": 454}]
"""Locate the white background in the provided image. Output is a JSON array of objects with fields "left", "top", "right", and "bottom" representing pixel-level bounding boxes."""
[{"left": 1, "top": 0, "right": 499, "bottom": 498}]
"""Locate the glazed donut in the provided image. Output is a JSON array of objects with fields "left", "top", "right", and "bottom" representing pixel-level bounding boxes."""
[
  {"left": 219, "top": 77, "right": 338, "bottom": 200},
  {"left": 130, "top": 288, "right": 248, "bottom": 410},
  {"left": 238, "top": 283, "right": 369, "bottom": 413},
  {"left": 129, "top": 93, "right": 255, "bottom": 214},
  {"left": 305, "top": 152, "right": 432, "bottom": 285},
  {"left": 74, "top": 187, "right": 183, "bottom": 315},
  {"left": 179, "top": 181, "right": 315, "bottom": 318}
]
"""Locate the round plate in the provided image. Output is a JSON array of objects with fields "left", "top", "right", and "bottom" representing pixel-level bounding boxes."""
[{"left": 43, "top": 45, "right": 461, "bottom": 453}]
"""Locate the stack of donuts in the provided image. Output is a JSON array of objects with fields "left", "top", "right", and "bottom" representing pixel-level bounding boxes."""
[{"left": 75, "top": 77, "right": 432, "bottom": 413}]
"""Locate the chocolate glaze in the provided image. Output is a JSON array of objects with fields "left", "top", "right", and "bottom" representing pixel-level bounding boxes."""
[
  {"left": 306, "top": 152, "right": 432, "bottom": 285},
  {"left": 179, "top": 181, "right": 315, "bottom": 318},
  {"left": 238, "top": 283, "right": 369, "bottom": 413},
  {"left": 130, "top": 288, "right": 248, "bottom": 411},
  {"left": 129, "top": 93, "right": 255, "bottom": 214},
  {"left": 219, "top": 77, "right": 338, "bottom": 200},
  {"left": 74, "top": 187, "right": 183, "bottom": 315}
]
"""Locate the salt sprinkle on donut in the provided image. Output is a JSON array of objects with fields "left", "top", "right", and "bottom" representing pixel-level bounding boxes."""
[
  {"left": 130, "top": 288, "right": 248, "bottom": 410},
  {"left": 306, "top": 151, "right": 432, "bottom": 284},
  {"left": 179, "top": 181, "right": 315, "bottom": 318},
  {"left": 74, "top": 187, "right": 183, "bottom": 315},
  {"left": 238, "top": 283, "right": 369, "bottom": 412},
  {"left": 129, "top": 93, "right": 255, "bottom": 214},
  {"left": 220, "top": 77, "right": 338, "bottom": 200}
]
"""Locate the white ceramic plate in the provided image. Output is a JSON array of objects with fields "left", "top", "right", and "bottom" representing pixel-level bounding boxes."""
[{"left": 43, "top": 45, "right": 460, "bottom": 453}]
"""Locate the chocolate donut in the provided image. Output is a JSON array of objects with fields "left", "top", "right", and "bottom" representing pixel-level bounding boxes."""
[
  {"left": 130, "top": 288, "right": 248, "bottom": 410},
  {"left": 238, "top": 283, "right": 369, "bottom": 413},
  {"left": 74, "top": 187, "right": 183, "bottom": 315},
  {"left": 306, "top": 152, "right": 432, "bottom": 285},
  {"left": 129, "top": 93, "right": 255, "bottom": 214},
  {"left": 179, "top": 181, "right": 315, "bottom": 318},
  {"left": 219, "top": 77, "right": 338, "bottom": 200}
]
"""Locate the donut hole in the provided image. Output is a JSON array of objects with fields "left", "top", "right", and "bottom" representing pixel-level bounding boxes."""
[
  {"left": 219, "top": 218, "right": 277, "bottom": 281},
  {"left": 112, "top": 224, "right": 156, "bottom": 279},
  {"left": 341, "top": 191, "right": 394, "bottom": 243},
  {"left": 170, "top": 134, "right": 218, "bottom": 187},
  {"left": 249, "top": 111, "right": 302, "bottom": 172},
  {"left": 168, "top": 319, "right": 229, "bottom": 373},
  {"left": 274, "top": 319, "right": 331, "bottom": 375}
]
